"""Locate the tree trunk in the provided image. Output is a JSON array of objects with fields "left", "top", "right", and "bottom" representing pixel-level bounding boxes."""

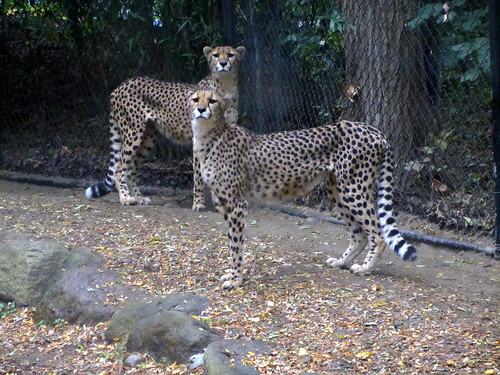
[
  {"left": 241, "top": 0, "right": 285, "bottom": 133},
  {"left": 221, "top": 0, "right": 237, "bottom": 46},
  {"left": 341, "top": 0, "right": 437, "bottom": 166}
]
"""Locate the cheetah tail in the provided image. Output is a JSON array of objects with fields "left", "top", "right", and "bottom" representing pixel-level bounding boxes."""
[
  {"left": 85, "top": 177, "right": 115, "bottom": 199},
  {"left": 377, "top": 146, "right": 417, "bottom": 261},
  {"left": 85, "top": 114, "right": 120, "bottom": 199}
]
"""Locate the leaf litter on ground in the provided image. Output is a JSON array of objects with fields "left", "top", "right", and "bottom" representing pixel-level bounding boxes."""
[{"left": 0, "top": 183, "right": 498, "bottom": 374}]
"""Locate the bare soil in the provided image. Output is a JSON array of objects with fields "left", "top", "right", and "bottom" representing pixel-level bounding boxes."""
[{"left": 0, "top": 179, "right": 498, "bottom": 374}]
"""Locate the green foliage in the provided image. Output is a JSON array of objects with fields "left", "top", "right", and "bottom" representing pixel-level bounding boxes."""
[
  {"left": 54, "top": 318, "right": 67, "bottom": 328},
  {"left": 281, "top": 0, "right": 344, "bottom": 76},
  {"left": 408, "top": 1, "right": 490, "bottom": 85},
  {"left": 2, "top": 0, "right": 224, "bottom": 87},
  {"left": 0, "top": 301, "right": 17, "bottom": 320},
  {"left": 279, "top": 0, "right": 345, "bottom": 121}
]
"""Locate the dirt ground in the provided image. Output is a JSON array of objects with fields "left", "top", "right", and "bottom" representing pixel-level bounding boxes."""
[{"left": 0, "top": 179, "right": 498, "bottom": 374}]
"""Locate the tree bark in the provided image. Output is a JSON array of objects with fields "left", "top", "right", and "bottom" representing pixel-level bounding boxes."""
[
  {"left": 221, "top": 0, "right": 237, "bottom": 46},
  {"left": 341, "top": 0, "right": 437, "bottom": 166}
]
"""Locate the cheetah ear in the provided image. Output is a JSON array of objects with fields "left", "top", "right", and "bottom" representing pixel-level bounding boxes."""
[
  {"left": 203, "top": 46, "right": 213, "bottom": 58},
  {"left": 236, "top": 46, "right": 246, "bottom": 58}
]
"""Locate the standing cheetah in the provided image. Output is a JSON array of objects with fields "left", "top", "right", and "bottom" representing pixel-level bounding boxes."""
[
  {"left": 85, "top": 46, "right": 245, "bottom": 209},
  {"left": 188, "top": 90, "right": 417, "bottom": 289}
]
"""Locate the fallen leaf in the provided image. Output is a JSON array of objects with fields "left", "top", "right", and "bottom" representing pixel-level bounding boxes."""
[
  {"left": 432, "top": 179, "right": 448, "bottom": 192},
  {"left": 297, "top": 348, "right": 308, "bottom": 356},
  {"left": 356, "top": 351, "right": 374, "bottom": 359}
]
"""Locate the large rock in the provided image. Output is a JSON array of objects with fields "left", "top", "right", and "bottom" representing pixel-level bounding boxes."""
[
  {"left": 204, "top": 339, "right": 274, "bottom": 375},
  {"left": 0, "top": 238, "right": 149, "bottom": 325},
  {"left": 106, "top": 294, "right": 217, "bottom": 363},
  {"left": 0, "top": 240, "right": 73, "bottom": 306},
  {"left": 35, "top": 265, "right": 148, "bottom": 325}
]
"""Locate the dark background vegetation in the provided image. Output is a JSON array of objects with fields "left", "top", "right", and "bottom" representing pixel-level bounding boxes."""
[{"left": 0, "top": 0, "right": 494, "bottom": 233}]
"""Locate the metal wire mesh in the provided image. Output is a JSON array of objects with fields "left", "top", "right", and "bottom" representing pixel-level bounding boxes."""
[{"left": 0, "top": 0, "right": 494, "bottom": 233}]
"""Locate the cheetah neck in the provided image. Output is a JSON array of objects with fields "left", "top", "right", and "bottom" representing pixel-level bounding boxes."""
[
  {"left": 213, "top": 73, "right": 238, "bottom": 95},
  {"left": 191, "top": 116, "right": 226, "bottom": 150}
]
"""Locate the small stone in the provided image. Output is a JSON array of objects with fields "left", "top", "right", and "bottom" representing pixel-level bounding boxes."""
[
  {"left": 144, "top": 262, "right": 160, "bottom": 272},
  {"left": 124, "top": 354, "right": 145, "bottom": 368},
  {"left": 189, "top": 352, "right": 205, "bottom": 369}
]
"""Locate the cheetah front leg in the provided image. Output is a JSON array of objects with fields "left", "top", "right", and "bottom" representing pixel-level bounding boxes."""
[
  {"left": 192, "top": 156, "right": 224, "bottom": 213},
  {"left": 192, "top": 154, "right": 206, "bottom": 211},
  {"left": 220, "top": 198, "right": 248, "bottom": 289}
]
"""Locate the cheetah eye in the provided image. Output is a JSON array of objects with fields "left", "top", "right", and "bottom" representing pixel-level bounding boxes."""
[
  {"left": 192, "top": 97, "right": 199, "bottom": 103},
  {"left": 212, "top": 53, "right": 219, "bottom": 58},
  {"left": 209, "top": 98, "right": 217, "bottom": 104},
  {"left": 228, "top": 53, "right": 235, "bottom": 58}
]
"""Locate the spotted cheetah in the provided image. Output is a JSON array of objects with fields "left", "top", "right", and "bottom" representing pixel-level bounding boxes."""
[
  {"left": 189, "top": 90, "right": 417, "bottom": 289},
  {"left": 85, "top": 46, "right": 245, "bottom": 209}
]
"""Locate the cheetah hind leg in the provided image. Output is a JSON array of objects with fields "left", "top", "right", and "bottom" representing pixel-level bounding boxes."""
[
  {"left": 123, "top": 122, "right": 156, "bottom": 205},
  {"left": 325, "top": 175, "right": 368, "bottom": 269},
  {"left": 122, "top": 161, "right": 151, "bottom": 205},
  {"left": 115, "top": 168, "right": 147, "bottom": 206},
  {"left": 349, "top": 237, "right": 386, "bottom": 275},
  {"left": 326, "top": 227, "right": 368, "bottom": 269},
  {"left": 211, "top": 190, "right": 224, "bottom": 214},
  {"left": 333, "top": 190, "right": 382, "bottom": 275}
]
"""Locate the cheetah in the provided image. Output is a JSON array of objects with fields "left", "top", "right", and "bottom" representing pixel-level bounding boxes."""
[
  {"left": 85, "top": 46, "right": 245, "bottom": 209},
  {"left": 188, "top": 90, "right": 417, "bottom": 289}
]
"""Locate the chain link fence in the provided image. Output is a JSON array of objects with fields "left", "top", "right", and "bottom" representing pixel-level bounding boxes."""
[{"left": 0, "top": 0, "right": 495, "bottom": 235}]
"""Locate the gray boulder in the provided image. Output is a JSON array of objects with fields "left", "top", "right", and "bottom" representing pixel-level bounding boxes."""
[
  {"left": 35, "top": 264, "right": 148, "bottom": 325},
  {"left": 0, "top": 240, "right": 73, "bottom": 306},
  {"left": 204, "top": 339, "right": 274, "bottom": 375},
  {"left": 123, "top": 353, "right": 146, "bottom": 368},
  {"left": 106, "top": 294, "right": 217, "bottom": 363},
  {"left": 0, "top": 238, "right": 149, "bottom": 325}
]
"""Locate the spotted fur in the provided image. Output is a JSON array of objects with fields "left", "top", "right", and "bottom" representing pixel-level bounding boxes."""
[
  {"left": 189, "top": 90, "right": 417, "bottom": 289},
  {"left": 85, "top": 46, "right": 245, "bottom": 208}
]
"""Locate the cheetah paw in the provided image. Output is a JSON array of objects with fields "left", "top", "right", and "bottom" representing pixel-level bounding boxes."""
[
  {"left": 120, "top": 196, "right": 151, "bottom": 206},
  {"left": 349, "top": 264, "right": 372, "bottom": 275},
  {"left": 120, "top": 196, "right": 138, "bottom": 205},
  {"left": 221, "top": 273, "right": 242, "bottom": 289},
  {"left": 213, "top": 205, "right": 224, "bottom": 214},
  {"left": 326, "top": 257, "right": 345, "bottom": 268},
  {"left": 137, "top": 196, "right": 151, "bottom": 205},
  {"left": 192, "top": 203, "right": 206, "bottom": 212}
]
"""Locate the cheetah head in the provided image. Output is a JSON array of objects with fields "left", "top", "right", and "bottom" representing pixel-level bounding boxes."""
[
  {"left": 188, "top": 90, "right": 230, "bottom": 121},
  {"left": 203, "top": 46, "right": 246, "bottom": 74}
]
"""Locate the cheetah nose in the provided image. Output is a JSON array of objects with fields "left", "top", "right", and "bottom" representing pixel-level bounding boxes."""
[
  {"left": 219, "top": 61, "right": 227, "bottom": 67},
  {"left": 198, "top": 107, "right": 206, "bottom": 113}
]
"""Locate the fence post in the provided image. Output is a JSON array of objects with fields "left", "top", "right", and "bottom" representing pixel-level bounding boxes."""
[{"left": 489, "top": 0, "right": 500, "bottom": 259}]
